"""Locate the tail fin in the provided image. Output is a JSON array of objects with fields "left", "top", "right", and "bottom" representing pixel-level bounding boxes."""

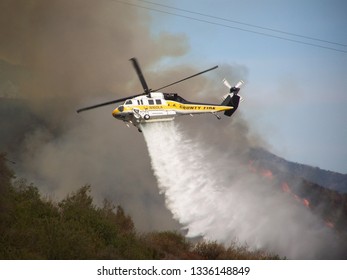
[
  {"left": 221, "top": 94, "right": 241, "bottom": 116},
  {"left": 221, "top": 80, "right": 243, "bottom": 117}
]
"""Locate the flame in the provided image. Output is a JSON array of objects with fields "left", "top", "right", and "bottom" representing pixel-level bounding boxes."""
[
  {"left": 282, "top": 183, "right": 310, "bottom": 208},
  {"left": 260, "top": 169, "right": 273, "bottom": 180},
  {"left": 248, "top": 161, "right": 273, "bottom": 180},
  {"left": 248, "top": 161, "right": 336, "bottom": 230},
  {"left": 302, "top": 198, "right": 310, "bottom": 208}
]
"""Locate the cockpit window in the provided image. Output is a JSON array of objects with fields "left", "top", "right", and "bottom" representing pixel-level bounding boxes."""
[{"left": 125, "top": 100, "right": 132, "bottom": 105}]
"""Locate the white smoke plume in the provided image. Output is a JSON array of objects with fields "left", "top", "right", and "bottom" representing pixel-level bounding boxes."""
[{"left": 142, "top": 121, "right": 342, "bottom": 259}]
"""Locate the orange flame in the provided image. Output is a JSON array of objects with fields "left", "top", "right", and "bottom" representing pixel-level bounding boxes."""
[
  {"left": 260, "top": 169, "right": 273, "bottom": 180},
  {"left": 302, "top": 198, "right": 310, "bottom": 208},
  {"left": 250, "top": 165, "right": 312, "bottom": 210},
  {"left": 302, "top": 198, "right": 310, "bottom": 207},
  {"left": 248, "top": 161, "right": 274, "bottom": 180},
  {"left": 247, "top": 161, "right": 335, "bottom": 230},
  {"left": 281, "top": 183, "right": 311, "bottom": 208}
]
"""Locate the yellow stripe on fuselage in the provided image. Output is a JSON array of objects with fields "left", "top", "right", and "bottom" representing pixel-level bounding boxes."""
[{"left": 166, "top": 101, "right": 232, "bottom": 112}]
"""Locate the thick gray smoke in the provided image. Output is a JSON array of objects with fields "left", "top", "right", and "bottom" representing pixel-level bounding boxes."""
[
  {"left": 142, "top": 121, "right": 342, "bottom": 259},
  {"left": 0, "top": 0, "right": 190, "bottom": 231},
  {"left": 1, "top": 1, "right": 250, "bottom": 232}
]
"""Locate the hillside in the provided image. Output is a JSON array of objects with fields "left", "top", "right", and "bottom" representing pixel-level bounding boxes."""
[
  {"left": 249, "top": 147, "right": 347, "bottom": 233},
  {"left": 249, "top": 147, "right": 347, "bottom": 193},
  {"left": 0, "top": 154, "right": 278, "bottom": 260}
]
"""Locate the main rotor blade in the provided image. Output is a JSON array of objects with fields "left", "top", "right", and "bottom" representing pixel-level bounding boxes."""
[
  {"left": 154, "top": 65, "right": 218, "bottom": 92},
  {"left": 130, "top": 57, "right": 150, "bottom": 94},
  {"left": 76, "top": 93, "right": 142, "bottom": 113}
]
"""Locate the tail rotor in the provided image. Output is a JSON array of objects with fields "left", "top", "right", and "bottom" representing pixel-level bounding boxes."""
[
  {"left": 223, "top": 78, "right": 232, "bottom": 89},
  {"left": 223, "top": 78, "right": 244, "bottom": 93}
]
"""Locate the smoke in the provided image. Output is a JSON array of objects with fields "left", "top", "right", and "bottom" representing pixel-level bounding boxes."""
[
  {"left": 0, "top": 0, "right": 191, "bottom": 231},
  {"left": 0, "top": 0, "right": 188, "bottom": 122},
  {"left": 142, "top": 121, "right": 343, "bottom": 259}
]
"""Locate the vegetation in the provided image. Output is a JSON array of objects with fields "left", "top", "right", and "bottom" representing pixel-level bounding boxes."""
[{"left": 0, "top": 153, "right": 278, "bottom": 260}]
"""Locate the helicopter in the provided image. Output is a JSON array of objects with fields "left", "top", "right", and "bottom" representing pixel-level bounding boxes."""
[{"left": 76, "top": 58, "right": 244, "bottom": 132}]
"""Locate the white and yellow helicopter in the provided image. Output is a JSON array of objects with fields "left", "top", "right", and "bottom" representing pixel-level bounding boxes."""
[{"left": 77, "top": 58, "right": 244, "bottom": 132}]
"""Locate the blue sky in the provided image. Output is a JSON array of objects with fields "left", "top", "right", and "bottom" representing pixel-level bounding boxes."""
[{"left": 135, "top": 0, "right": 347, "bottom": 173}]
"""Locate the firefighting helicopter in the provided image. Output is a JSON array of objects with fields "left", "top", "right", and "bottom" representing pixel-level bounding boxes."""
[{"left": 76, "top": 58, "right": 244, "bottom": 132}]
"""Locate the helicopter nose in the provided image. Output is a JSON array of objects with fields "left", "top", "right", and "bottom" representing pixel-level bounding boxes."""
[
  {"left": 112, "top": 108, "right": 120, "bottom": 118},
  {"left": 112, "top": 105, "right": 124, "bottom": 118}
]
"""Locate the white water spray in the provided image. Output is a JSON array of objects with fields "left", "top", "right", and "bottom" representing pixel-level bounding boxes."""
[{"left": 142, "top": 121, "right": 341, "bottom": 259}]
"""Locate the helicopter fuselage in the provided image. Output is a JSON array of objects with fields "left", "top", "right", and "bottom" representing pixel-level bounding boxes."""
[
  {"left": 112, "top": 92, "right": 232, "bottom": 128},
  {"left": 76, "top": 58, "right": 244, "bottom": 131}
]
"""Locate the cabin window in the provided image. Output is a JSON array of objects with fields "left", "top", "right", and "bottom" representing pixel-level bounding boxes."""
[
  {"left": 155, "top": 99, "right": 162, "bottom": 105},
  {"left": 140, "top": 100, "right": 143, "bottom": 105},
  {"left": 148, "top": 99, "right": 154, "bottom": 105},
  {"left": 125, "top": 100, "right": 132, "bottom": 105}
]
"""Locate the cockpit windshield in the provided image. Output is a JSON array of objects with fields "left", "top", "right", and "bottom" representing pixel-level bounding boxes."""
[{"left": 124, "top": 100, "right": 132, "bottom": 105}]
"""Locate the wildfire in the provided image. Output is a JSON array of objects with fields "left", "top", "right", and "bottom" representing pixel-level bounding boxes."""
[
  {"left": 249, "top": 162, "right": 312, "bottom": 209},
  {"left": 248, "top": 161, "right": 273, "bottom": 180},
  {"left": 260, "top": 169, "right": 274, "bottom": 180},
  {"left": 302, "top": 199, "right": 310, "bottom": 208},
  {"left": 248, "top": 161, "right": 336, "bottom": 230},
  {"left": 281, "top": 183, "right": 310, "bottom": 208}
]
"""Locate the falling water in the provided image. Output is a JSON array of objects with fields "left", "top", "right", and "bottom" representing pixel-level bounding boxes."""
[{"left": 141, "top": 121, "right": 342, "bottom": 259}]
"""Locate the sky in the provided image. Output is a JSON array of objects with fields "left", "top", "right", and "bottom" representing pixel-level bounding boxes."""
[{"left": 131, "top": 0, "right": 347, "bottom": 173}]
